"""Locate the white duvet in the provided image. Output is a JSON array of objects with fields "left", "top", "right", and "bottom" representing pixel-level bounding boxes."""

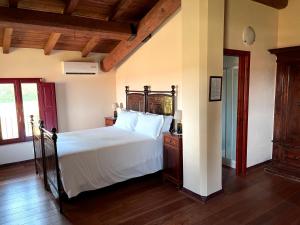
[{"left": 57, "top": 126, "right": 163, "bottom": 198}]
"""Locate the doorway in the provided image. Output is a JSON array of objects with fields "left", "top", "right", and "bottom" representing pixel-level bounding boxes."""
[
  {"left": 222, "top": 49, "right": 250, "bottom": 176},
  {"left": 222, "top": 56, "right": 239, "bottom": 170}
]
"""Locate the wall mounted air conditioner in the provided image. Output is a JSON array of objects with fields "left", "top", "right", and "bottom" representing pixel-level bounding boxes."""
[{"left": 62, "top": 62, "right": 99, "bottom": 75}]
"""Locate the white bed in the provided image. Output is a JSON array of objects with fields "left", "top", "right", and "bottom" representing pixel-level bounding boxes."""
[{"left": 57, "top": 126, "right": 163, "bottom": 198}]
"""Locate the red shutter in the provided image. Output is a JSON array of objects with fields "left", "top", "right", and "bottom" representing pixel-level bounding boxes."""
[{"left": 38, "top": 82, "right": 58, "bottom": 131}]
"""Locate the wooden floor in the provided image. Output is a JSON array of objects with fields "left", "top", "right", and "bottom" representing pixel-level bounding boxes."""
[{"left": 1, "top": 161, "right": 300, "bottom": 225}]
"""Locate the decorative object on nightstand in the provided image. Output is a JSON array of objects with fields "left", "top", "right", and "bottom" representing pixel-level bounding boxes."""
[
  {"left": 119, "top": 102, "right": 124, "bottom": 110},
  {"left": 104, "top": 117, "right": 116, "bottom": 126},
  {"left": 174, "top": 110, "right": 182, "bottom": 134},
  {"left": 163, "top": 132, "right": 183, "bottom": 188},
  {"left": 112, "top": 102, "right": 119, "bottom": 118}
]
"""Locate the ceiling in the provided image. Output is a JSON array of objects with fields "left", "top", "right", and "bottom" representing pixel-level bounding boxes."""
[
  {"left": 0, "top": 0, "right": 181, "bottom": 71},
  {"left": 0, "top": 1, "right": 289, "bottom": 71},
  {"left": 0, "top": 0, "right": 158, "bottom": 54}
]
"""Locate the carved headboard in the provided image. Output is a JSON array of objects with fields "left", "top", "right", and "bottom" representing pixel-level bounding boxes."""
[
  {"left": 125, "top": 86, "right": 146, "bottom": 112},
  {"left": 125, "top": 85, "right": 176, "bottom": 116}
]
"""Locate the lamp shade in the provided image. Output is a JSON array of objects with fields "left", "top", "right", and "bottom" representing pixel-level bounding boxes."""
[
  {"left": 112, "top": 102, "right": 119, "bottom": 110},
  {"left": 174, "top": 110, "right": 182, "bottom": 121},
  {"left": 119, "top": 102, "right": 124, "bottom": 109}
]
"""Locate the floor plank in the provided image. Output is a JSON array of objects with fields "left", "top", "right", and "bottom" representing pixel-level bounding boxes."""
[{"left": 0, "top": 161, "right": 300, "bottom": 225}]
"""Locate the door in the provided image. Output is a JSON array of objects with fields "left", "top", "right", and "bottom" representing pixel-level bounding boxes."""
[
  {"left": 38, "top": 83, "right": 58, "bottom": 131},
  {"left": 223, "top": 49, "right": 250, "bottom": 176},
  {"left": 222, "top": 56, "right": 239, "bottom": 168},
  {"left": 286, "top": 64, "right": 300, "bottom": 146}
]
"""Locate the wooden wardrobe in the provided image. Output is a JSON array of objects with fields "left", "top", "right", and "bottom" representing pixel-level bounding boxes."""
[{"left": 267, "top": 46, "right": 300, "bottom": 180}]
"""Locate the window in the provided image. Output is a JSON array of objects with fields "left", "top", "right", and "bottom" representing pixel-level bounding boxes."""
[
  {"left": 21, "top": 83, "right": 40, "bottom": 137},
  {"left": 0, "top": 83, "right": 19, "bottom": 140},
  {"left": 0, "top": 78, "right": 57, "bottom": 145}
]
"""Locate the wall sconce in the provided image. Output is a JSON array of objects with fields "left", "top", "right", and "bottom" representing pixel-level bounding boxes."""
[{"left": 242, "top": 26, "right": 256, "bottom": 46}]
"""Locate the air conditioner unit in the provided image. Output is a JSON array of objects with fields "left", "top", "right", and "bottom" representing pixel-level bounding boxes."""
[{"left": 62, "top": 62, "right": 99, "bottom": 75}]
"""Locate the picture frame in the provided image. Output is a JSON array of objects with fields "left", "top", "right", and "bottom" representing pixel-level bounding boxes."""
[{"left": 209, "top": 76, "right": 222, "bottom": 101}]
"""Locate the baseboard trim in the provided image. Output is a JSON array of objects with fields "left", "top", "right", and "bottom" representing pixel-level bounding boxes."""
[
  {"left": 181, "top": 187, "right": 223, "bottom": 203},
  {"left": 0, "top": 159, "right": 34, "bottom": 168},
  {"left": 264, "top": 162, "right": 300, "bottom": 183},
  {"left": 247, "top": 159, "right": 272, "bottom": 171}
]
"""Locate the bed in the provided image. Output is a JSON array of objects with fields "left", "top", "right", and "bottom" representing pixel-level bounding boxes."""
[
  {"left": 30, "top": 85, "right": 176, "bottom": 213},
  {"left": 58, "top": 126, "right": 163, "bottom": 198}
]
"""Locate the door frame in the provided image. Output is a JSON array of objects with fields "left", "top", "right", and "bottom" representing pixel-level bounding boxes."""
[{"left": 224, "top": 49, "right": 250, "bottom": 176}]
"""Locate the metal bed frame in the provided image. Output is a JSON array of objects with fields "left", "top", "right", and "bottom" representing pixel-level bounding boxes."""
[{"left": 31, "top": 85, "right": 176, "bottom": 213}]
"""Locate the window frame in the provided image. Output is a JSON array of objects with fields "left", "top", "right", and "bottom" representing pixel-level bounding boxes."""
[{"left": 0, "top": 78, "right": 42, "bottom": 145}]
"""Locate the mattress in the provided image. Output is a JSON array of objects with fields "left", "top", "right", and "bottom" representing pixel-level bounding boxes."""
[{"left": 57, "top": 126, "right": 163, "bottom": 198}]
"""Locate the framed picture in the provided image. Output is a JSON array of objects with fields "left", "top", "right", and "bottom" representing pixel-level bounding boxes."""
[{"left": 209, "top": 76, "right": 222, "bottom": 101}]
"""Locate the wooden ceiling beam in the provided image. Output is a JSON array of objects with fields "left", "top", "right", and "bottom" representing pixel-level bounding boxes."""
[
  {"left": 81, "top": 37, "right": 99, "bottom": 57},
  {"left": 108, "top": 0, "right": 134, "bottom": 21},
  {"left": 44, "top": 32, "right": 61, "bottom": 55},
  {"left": 64, "top": 0, "right": 80, "bottom": 15},
  {"left": 2, "top": 28, "right": 13, "bottom": 54},
  {"left": 251, "top": 0, "right": 288, "bottom": 9},
  {"left": 101, "top": 0, "right": 181, "bottom": 72},
  {"left": 0, "top": 7, "right": 134, "bottom": 41},
  {"left": 8, "top": 0, "right": 19, "bottom": 8}
]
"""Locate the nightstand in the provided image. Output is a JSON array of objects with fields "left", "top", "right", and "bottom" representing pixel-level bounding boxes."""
[
  {"left": 163, "top": 132, "right": 183, "bottom": 188},
  {"left": 104, "top": 117, "right": 116, "bottom": 126}
]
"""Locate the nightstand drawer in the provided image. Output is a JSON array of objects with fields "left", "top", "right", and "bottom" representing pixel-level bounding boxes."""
[
  {"left": 163, "top": 133, "right": 183, "bottom": 188},
  {"left": 164, "top": 135, "right": 179, "bottom": 148},
  {"left": 104, "top": 117, "right": 116, "bottom": 126}
]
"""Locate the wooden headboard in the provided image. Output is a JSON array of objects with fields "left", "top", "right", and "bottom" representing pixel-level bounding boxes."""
[{"left": 125, "top": 85, "right": 176, "bottom": 116}]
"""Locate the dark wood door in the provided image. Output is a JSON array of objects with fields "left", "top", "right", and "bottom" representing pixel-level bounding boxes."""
[
  {"left": 268, "top": 47, "right": 300, "bottom": 178},
  {"left": 38, "top": 82, "right": 58, "bottom": 131},
  {"left": 286, "top": 64, "right": 300, "bottom": 146}
]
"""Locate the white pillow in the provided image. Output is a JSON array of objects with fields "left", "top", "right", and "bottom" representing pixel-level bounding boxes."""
[
  {"left": 130, "top": 110, "right": 143, "bottom": 115},
  {"left": 146, "top": 112, "right": 173, "bottom": 133},
  {"left": 114, "top": 110, "right": 138, "bottom": 131},
  {"left": 135, "top": 113, "right": 164, "bottom": 139},
  {"left": 162, "top": 115, "right": 173, "bottom": 133}
]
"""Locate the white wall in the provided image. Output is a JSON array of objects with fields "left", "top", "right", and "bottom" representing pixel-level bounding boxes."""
[
  {"left": 278, "top": 0, "right": 300, "bottom": 47},
  {"left": 224, "top": 0, "right": 278, "bottom": 167},
  {"left": 0, "top": 142, "right": 33, "bottom": 165},
  {"left": 0, "top": 48, "right": 116, "bottom": 165},
  {"left": 115, "top": 11, "right": 182, "bottom": 109}
]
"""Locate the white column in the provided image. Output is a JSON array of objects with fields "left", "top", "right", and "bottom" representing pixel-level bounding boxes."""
[{"left": 182, "top": 0, "right": 224, "bottom": 196}]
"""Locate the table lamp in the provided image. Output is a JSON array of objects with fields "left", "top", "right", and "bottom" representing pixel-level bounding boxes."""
[
  {"left": 174, "top": 110, "right": 182, "bottom": 134},
  {"left": 112, "top": 102, "right": 119, "bottom": 118}
]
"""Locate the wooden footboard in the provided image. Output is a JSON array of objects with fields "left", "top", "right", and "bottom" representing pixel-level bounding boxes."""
[
  {"left": 30, "top": 116, "right": 63, "bottom": 213},
  {"left": 30, "top": 116, "right": 47, "bottom": 188}
]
